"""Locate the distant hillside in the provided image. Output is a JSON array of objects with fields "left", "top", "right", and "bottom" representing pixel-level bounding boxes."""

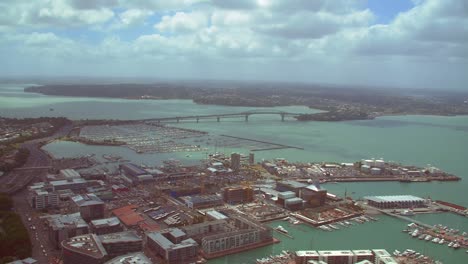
[{"left": 25, "top": 82, "right": 468, "bottom": 121}]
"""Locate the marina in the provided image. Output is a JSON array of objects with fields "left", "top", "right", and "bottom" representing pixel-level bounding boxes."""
[{"left": 1, "top": 84, "right": 468, "bottom": 263}]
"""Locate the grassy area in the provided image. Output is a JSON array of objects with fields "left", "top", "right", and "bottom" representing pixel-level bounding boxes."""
[{"left": 0, "top": 194, "right": 32, "bottom": 263}]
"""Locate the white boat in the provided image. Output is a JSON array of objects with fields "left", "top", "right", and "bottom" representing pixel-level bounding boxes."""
[
  {"left": 393, "top": 250, "right": 401, "bottom": 256},
  {"left": 418, "top": 234, "right": 426, "bottom": 240},
  {"left": 425, "top": 235, "right": 432, "bottom": 241},
  {"left": 453, "top": 243, "right": 460, "bottom": 249},
  {"left": 448, "top": 242, "right": 454, "bottom": 247},
  {"left": 401, "top": 209, "right": 415, "bottom": 216},
  {"left": 328, "top": 224, "right": 340, "bottom": 230},
  {"left": 275, "top": 225, "right": 288, "bottom": 234},
  {"left": 319, "top": 225, "right": 332, "bottom": 231},
  {"left": 432, "top": 238, "right": 440, "bottom": 243},
  {"left": 439, "top": 239, "right": 445, "bottom": 244}
]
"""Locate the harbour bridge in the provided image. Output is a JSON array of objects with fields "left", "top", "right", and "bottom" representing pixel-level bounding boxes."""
[{"left": 143, "top": 110, "right": 305, "bottom": 123}]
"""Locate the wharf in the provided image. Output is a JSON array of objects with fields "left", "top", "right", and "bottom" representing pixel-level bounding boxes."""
[
  {"left": 302, "top": 175, "right": 461, "bottom": 183},
  {"left": 220, "top": 135, "right": 304, "bottom": 151},
  {"left": 381, "top": 210, "right": 433, "bottom": 229}
]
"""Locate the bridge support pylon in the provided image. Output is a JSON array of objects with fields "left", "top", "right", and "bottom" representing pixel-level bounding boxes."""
[
  {"left": 176, "top": 117, "right": 180, "bottom": 123},
  {"left": 196, "top": 117, "right": 199, "bottom": 123},
  {"left": 217, "top": 117, "right": 220, "bottom": 122},
  {"left": 245, "top": 115, "right": 249, "bottom": 122},
  {"left": 281, "top": 113, "right": 285, "bottom": 122}
]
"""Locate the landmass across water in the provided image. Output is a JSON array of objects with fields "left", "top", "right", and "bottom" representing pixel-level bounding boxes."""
[{"left": 24, "top": 81, "right": 468, "bottom": 121}]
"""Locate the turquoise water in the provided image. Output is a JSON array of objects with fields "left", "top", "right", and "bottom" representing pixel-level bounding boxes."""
[
  {"left": 210, "top": 216, "right": 467, "bottom": 264},
  {"left": 1, "top": 83, "right": 467, "bottom": 263}
]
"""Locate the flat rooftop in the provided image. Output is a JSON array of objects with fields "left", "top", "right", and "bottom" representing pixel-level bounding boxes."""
[
  {"left": 62, "top": 234, "right": 107, "bottom": 259},
  {"left": 104, "top": 252, "right": 151, "bottom": 264},
  {"left": 296, "top": 250, "right": 319, "bottom": 257},
  {"left": 278, "top": 180, "right": 307, "bottom": 189},
  {"left": 99, "top": 230, "right": 142, "bottom": 244},
  {"left": 364, "top": 195, "right": 425, "bottom": 203},
  {"left": 48, "top": 212, "right": 88, "bottom": 230},
  {"left": 206, "top": 210, "right": 228, "bottom": 220},
  {"left": 91, "top": 217, "right": 121, "bottom": 228},
  {"left": 72, "top": 193, "right": 104, "bottom": 207}
]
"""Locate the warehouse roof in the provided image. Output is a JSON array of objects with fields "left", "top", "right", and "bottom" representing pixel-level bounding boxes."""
[
  {"left": 121, "top": 163, "right": 147, "bottom": 176},
  {"left": 364, "top": 195, "right": 425, "bottom": 203},
  {"left": 206, "top": 210, "right": 228, "bottom": 220},
  {"left": 99, "top": 230, "right": 142, "bottom": 244},
  {"left": 72, "top": 193, "right": 104, "bottom": 207}
]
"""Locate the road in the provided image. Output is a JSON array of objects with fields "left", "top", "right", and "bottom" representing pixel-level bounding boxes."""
[
  {"left": 0, "top": 123, "right": 73, "bottom": 194},
  {"left": 5, "top": 123, "right": 73, "bottom": 262}
]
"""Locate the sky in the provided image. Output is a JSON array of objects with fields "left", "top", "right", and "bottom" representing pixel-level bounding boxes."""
[{"left": 0, "top": 0, "right": 467, "bottom": 90}]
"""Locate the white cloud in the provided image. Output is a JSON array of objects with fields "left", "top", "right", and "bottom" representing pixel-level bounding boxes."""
[
  {"left": 155, "top": 12, "right": 208, "bottom": 34},
  {"left": 1, "top": 0, "right": 467, "bottom": 89},
  {"left": 119, "top": 9, "right": 153, "bottom": 26}
]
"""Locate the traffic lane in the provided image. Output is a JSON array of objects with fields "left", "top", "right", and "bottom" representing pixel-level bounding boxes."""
[{"left": 12, "top": 190, "right": 51, "bottom": 264}]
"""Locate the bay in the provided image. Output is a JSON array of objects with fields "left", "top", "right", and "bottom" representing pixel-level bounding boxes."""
[{"left": 1, "top": 83, "right": 466, "bottom": 263}]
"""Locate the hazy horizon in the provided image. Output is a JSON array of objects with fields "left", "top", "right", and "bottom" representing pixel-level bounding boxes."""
[{"left": 1, "top": 0, "right": 467, "bottom": 90}]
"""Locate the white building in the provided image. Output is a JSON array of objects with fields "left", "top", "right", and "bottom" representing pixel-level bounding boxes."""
[{"left": 28, "top": 188, "right": 59, "bottom": 210}]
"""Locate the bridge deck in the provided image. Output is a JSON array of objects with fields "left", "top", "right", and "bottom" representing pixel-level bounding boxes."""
[{"left": 144, "top": 111, "right": 304, "bottom": 122}]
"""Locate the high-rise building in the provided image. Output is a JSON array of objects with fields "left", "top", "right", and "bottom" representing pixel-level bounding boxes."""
[
  {"left": 223, "top": 186, "right": 254, "bottom": 204},
  {"left": 71, "top": 193, "right": 105, "bottom": 222},
  {"left": 230, "top": 153, "right": 241, "bottom": 171},
  {"left": 47, "top": 213, "right": 89, "bottom": 249},
  {"left": 28, "top": 188, "right": 59, "bottom": 210},
  {"left": 249, "top": 153, "right": 255, "bottom": 165}
]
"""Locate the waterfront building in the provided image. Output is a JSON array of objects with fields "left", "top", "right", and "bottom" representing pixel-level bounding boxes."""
[
  {"left": 90, "top": 217, "right": 123, "bottom": 235},
  {"left": 119, "top": 163, "right": 153, "bottom": 184},
  {"left": 276, "top": 180, "right": 307, "bottom": 196},
  {"left": 295, "top": 249, "right": 388, "bottom": 264},
  {"left": 28, "top": 187, "right": 59, "bottom": 209},
  {"left": 180, "top": 194, "right": 224, "bottom": 209},
  {"left": 284, "top": 197, "right": 304, "bottom": 211},
  {"left": 200, "top": 215, "right": 273, "bottom": 257},
  {"left": 301, "top": 184, "right": 327, "bottom": 208},
  {"left": 59, "top": 169, "right": 81, "bottom": 180},
  {"left": 72, "top": 193, "right": 105, "bottom": 221},
  {"left": 364, "top": 195, "right": 426, "bottom": 209},
  {"left": 230, "top": 153, "right": 241, "bottom": 171},
  {"left": 352, "top": 250, "right": 374, "bottom": 263},
  {"left": 295, "top": 250, "right": 320, "bottom": 264},
  {"left": 182, "top": 220, "right": 227, "bottom": 238},
  {"left": 249, "top": 152, "right": 255, "bottom": 165},
  {"left": 47, "top": 213, "right": 89, "bottom": 249},
  {"left": 104, "top": 252, "right": 151, "bottom": 264},
  {"left": 373, "top": 249, "right": 397, "bottom": 264},
  {"left": 146, "top": 228, "right": 199, "bottom": 264},
  {"left": 318, "top": 250, "right": 354, "bottom": 264},
  {"left": 223, "top": 186, "right": 254, "bottom": 204}
]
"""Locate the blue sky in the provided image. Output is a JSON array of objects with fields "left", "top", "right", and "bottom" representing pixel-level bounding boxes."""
[
  {"left": 0, "top": 0, "right": 467, "bottom": 90},
  {"left": 367, "top": 0, "right": 414, "bottom": 23}
]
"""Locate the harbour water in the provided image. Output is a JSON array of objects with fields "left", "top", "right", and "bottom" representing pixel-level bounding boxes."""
[{"left": 1, "top": 83, "right": 467, "bottom": 263}]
